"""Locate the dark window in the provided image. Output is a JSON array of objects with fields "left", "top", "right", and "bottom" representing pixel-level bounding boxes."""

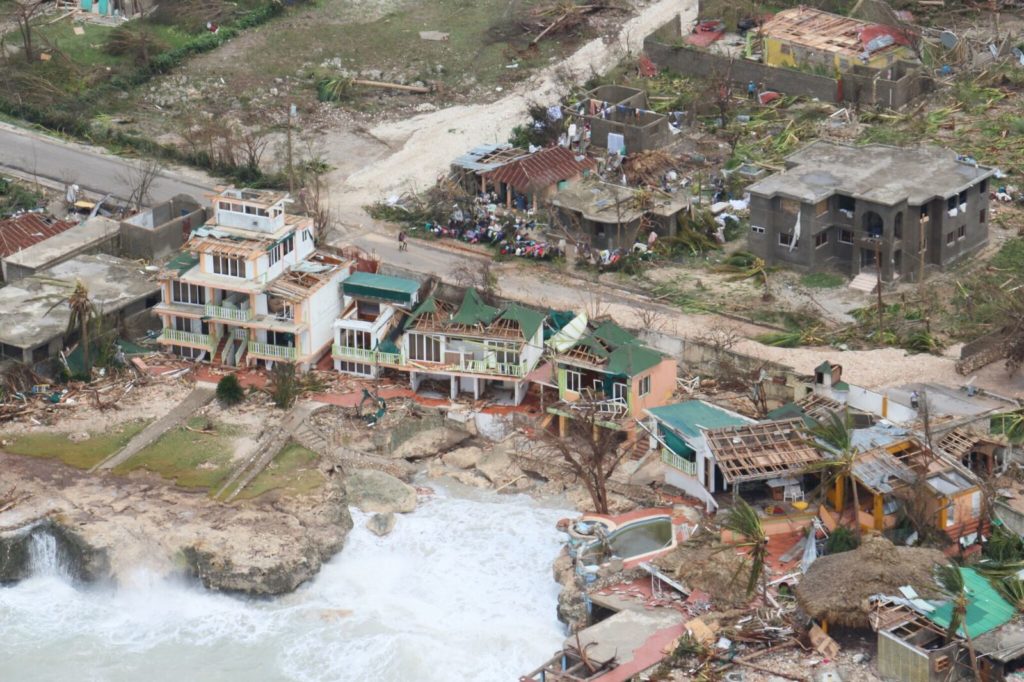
[
  {"left": 778, "top": 232, "right": 796, "bottom": 247},
  {"left": 837, "top": 196, "right": 855, "bottom": 212},
  {"left": 894, "top": 212, "right": 903, "bottom": 240},
  {"left": 947, "top": 196, "right": 957, "bottom": 211},
  {"left": 946, "top": 231, "right": 955, "bottom": 245},
  {"left": 920, "top": 204, "right": 929, "bottom": 219},
  {"left": 958, "top": 190, "right": 967, "bottom": 205},
  {"left": 980, "top": 179, "right": 988, "bottom": 194},
  {"left": 839, "top": 229, "right": 853, "bottom": 244},
  {"left": 979, "top": 210, "right": 986, "bottom": 224},
  {"left": 958, "top": 225, "right": 966, "bottom": 240},
  {"left": 814, "top": 231, "right": 829, "bottom": 248}
]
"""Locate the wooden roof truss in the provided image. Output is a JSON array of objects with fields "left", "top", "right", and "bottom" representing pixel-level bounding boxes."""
[
  {"left": 706, "top": 418, "right": 823, "bottom": 484},
  {"left": 798, "top": 393, "right": 843, "bottom": 421},
  {"left": 938, "top": 428, "right": 977, "bottom": 459}
]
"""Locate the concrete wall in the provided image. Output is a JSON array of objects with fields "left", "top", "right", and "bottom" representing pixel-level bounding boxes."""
[
  {"left": 120, "top": 195, "right": 205, "bottom": 261},
  {"left": 644, "top": 23, "right": 931, "bottom": 109}
]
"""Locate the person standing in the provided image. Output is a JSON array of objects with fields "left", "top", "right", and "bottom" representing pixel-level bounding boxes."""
[{"left": 398, "top": 230, "right": 408, "bottom": 252}]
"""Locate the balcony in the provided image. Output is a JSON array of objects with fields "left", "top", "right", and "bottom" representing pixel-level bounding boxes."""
[
  {"left": 159, "top": 328, "right": 217, "bottom": 349},
  {"left": 205, "top": 303, "right": 254, "bottom": 322},
  {"left": 661, "top": 449, "right": 698, "bottom": 476},
  {"left": 332, "top": 344, "right": 403, "bottom": 366},
  {"left": 248, "top": 341, "right": 297, "bottom": 361},
  {"left": 459, "top": 358, "right": 526, "bottom": 377}
]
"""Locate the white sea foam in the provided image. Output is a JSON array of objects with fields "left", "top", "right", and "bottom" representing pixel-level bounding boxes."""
[{"left": 0, "top": 485, "right": 568, "bottom": 682}]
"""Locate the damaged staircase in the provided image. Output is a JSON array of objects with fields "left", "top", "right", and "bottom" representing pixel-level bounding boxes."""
[{"left": 848, "top": 272, "right": 878, "bottom": 294}]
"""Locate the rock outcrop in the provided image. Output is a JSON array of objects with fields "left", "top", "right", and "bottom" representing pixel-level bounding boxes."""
[
  {"left": 389, "top": 427, "right": 470, "bottom": 460},
  {"left": 441, "top": 446, "right": 482, "bottom": 470},
  {"left": 366, "top": 512, "right": 397, "bottom": 536},
  {"left": 0, "top": 453, "right": 353, "bottom": 596},
  {"left": 345, "top": 469, "right": 417, "bottom": 513}
]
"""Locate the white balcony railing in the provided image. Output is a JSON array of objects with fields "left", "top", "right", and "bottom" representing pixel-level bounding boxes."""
[
  {"left": 159, "top": 328, "right": 216, "bottom": 349},
  {"left": 460, "top": 358, "right": 526, "bottom": 377},
  {"left": 248, "top": 341, "right": 297, "bottom": 361},
  {"left": 332, "top": 345, "right": 403, "bottom": 366},
  {"left": 661, "top": 449, "right": 698, "bottom": 476},
  {"left": 205, "top": 303, "right": 254, "bottom": 322}
]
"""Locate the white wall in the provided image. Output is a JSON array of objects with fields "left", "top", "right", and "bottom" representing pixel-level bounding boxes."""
[
  {"left": 521, "top": 328, "right": 544, "bottom": 370},
  {"left": 306, "top": 268, "right": 349, "bottom": 352}
]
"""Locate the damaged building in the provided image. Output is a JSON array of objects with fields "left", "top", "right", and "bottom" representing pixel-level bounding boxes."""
[{"left": 747, "top": 141, "right": 994, "bottom": 283}]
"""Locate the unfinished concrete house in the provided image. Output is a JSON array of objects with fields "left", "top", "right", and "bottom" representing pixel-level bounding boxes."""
[
  {"left": 119, "top": 194, "right": 205, "bottom": 261},
  {"left": 747, "top": 141, "right": 994, "bottom": 284},
  {"left": 570, "top": 85, "right": 673, "bottom": 154},
  {"left": 551, "top": 181, "right": 688, "bottom": 251},
  {"left": 154, "top": 188, "right": 353, "bottom": 371}
]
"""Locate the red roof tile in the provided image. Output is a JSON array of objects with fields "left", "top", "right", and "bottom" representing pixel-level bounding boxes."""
[
  {"left": 0, "top": 213, "right": 77, "bottom": 260},
  {"left": 485, "top": 146, "right": 596, "bottom": 193}
]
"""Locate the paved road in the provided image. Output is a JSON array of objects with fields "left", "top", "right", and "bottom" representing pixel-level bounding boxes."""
[{"left": 0, "top": 123, "right": 215, "bottom": 204}]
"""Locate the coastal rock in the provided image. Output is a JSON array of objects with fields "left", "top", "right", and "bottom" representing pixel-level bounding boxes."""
[
  {"left": 0, "top": 453, "right": 353, "bottom": 596},
  {"left": 366, "top": 512, "right": 396, "bottom": 537},
  {"left": 441, "top": 446, "right": 482, "bottom": 469},
  {"left": 389, "top": 427, "right": 470, "bottom": 460},
  {"left": 345, "top": 469, "right": 417, "bottom": 513},
  {"left": 448, "top": 470, "right": 490, "bottom": 489},
  {"left": 566, "top": 486, "right": 638, "bottom": 513},
  {"left": 475, "top": 449, "right": 514, "bottom": 483},
  {"left": 425, "top": 460, "right": 448, "bottom": 479}
]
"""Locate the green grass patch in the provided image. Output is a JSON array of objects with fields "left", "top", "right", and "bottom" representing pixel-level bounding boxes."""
[
  {"left": 991, "top": 238, "right": 1024, "bottom": 276},
  {"left": 113, "top": 417, "right": 240, "bottom": 491},
  {"left": 234, "top": 441, "right": 324, "bottom": 501},
  {"left": 1, "top": 419, "right": 149, "bottom": 469},
  {"left": 801, "top": 272, "right": 845, "bottom": 288}
]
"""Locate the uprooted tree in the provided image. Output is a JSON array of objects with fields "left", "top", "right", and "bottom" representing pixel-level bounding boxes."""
[{"left": 536, "top": 401, "right": 629, "bottom": 514}]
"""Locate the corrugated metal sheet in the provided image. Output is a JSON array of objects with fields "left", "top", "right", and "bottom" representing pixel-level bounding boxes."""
[
  {"left": 0, "top": 213, "right": 76, "bottom": 260},
  {"left": 485, "top": 147, "right": 596, "bottom": 193}
]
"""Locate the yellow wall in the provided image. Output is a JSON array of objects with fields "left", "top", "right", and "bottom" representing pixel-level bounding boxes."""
[{"left": 762, "top": 36, "right": 912, "bottom": 71}]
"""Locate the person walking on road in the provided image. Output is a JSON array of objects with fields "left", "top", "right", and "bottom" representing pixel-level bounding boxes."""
[{"left": 398, "top": 230, "right": 408, "bottom": 252}]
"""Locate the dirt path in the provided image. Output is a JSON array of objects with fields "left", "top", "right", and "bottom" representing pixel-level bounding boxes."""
[{"left": 325, "top": 0, "right": 697, "bottom": 227}]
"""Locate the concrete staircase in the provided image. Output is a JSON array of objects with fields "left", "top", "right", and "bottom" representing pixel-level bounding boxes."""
[
  {"left": 92, "top": 386, "right": 215, "bottom": 472},
  {"left": 848, "top": 272, "right": 878, "bottom": 294}
]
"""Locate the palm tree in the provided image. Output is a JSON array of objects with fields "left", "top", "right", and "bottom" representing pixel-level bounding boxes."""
[
  {"left": 48, "top": 280, "right": 97, "bottom": 374},
  {"left": 722, "top": 498, "right": 770, "bottom": 602},
  {"left": 803, "top": 409, "right": 863, "bottom": 541},
  {"left": 935, "top": 563, "right": 982, "bottom": 681}
]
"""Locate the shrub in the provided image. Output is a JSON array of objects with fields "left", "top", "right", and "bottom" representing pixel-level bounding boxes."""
[
  {"left": 216, "top": 373, "right": 245, "bottom": 406},
  {"left": 270, "top": 362, "right": 298, "bottom": 409},
  {"left": 825, "top": 526, "right": 859, "bottom": 555}
]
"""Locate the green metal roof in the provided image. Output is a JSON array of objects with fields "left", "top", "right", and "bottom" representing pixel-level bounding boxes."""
[
  {"left": 606, "top": 343, "right": 663, "bottom": 376},
  {"left": 766, "top": 402, "right": 819, "bottom": 428},
  {"left": 497, "top": 303, "right": 545, "bottom": 340},
  {"left": 647, "top": 400, "right": 748, "bottom": 441},
  {"left": 450, "top": 288, "right": 499, "bottom": 328},
  {"left": 342, "top": 271, "right": 420, "bottom": 303},
  {"left": 411, "top": 295, "right": 439, "bottom": 318},
  {"left": 591, "top": 321, "right": 639, "bottom": 349},
  {"left": 165, "top": 251, "right": 198, "bottom": 275},
  {"left": 926, "top": 568, "right": 1016, "bottom": 640}
]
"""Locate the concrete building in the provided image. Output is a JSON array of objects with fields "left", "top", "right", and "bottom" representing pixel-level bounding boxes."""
[
  {"left": 153, "top": 188, "right": 353, "bottom": 371},
  {"left": 760, "top": 7, "right": 915, "bottom": 71},
  {"left": 332, "top": 272, "right": 421, "bottom": 378},
  {"left": 571, "top": 85, "right": 673, "bottom": 154},
  {"left": 2, "top": 216, "right": 121, "bottom": 282},
  {"left": 747, "top": 141, "right": 994, "bottom": 283},
  {"left": 0, "top": 213, "right": 77, "bottom": 281},
  {"left": 120, "top": 194, "right": 205, "bottom": 261},
  {"left": 551, "top": 181, "right": 688, "bottom": 251},
  {"left": 0, "top": 254, "right": 159, "bottom": 366}
]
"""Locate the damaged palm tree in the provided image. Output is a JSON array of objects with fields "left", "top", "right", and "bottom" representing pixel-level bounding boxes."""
[
  {"left": 721, "top": 498, "right": 769, "bottom": 603},
  {"left": 935, "top": 564, "right": 982, "bottom": 682},
  {"left": 802, "top": 410, "right": 863, "bottom": 542},
  {"left": 537, "top": 401, "right": 629, "bottom": 514},
  {"left": 47, "top": 280, "right": 97, "bottom": 377}
]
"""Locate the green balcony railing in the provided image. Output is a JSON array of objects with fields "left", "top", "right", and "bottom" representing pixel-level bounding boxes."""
[
  {"left": 248, "top": 341, "right": 297, "bottom": 361},
  {"left": 159, "top": 328, "right": 217, "bottom": 350}
]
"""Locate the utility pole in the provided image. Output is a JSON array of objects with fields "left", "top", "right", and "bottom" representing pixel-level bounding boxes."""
[
  {"left": 286, "top": 103, "right": 295, "bottom": 194},
  {"left": 919, "top": 209, "right": 926, "bottom": 285},
  {"left": 876, "top": 241, "right": 883, "bottom": 335}
]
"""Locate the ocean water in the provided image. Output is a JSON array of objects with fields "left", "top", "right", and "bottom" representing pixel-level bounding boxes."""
[{"left": 0, "top": 486, "right": 568, "bottom": 682}]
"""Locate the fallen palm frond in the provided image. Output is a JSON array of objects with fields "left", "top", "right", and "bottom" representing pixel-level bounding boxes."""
[{"left": 756, "top": 326, "right": 826, "bottom": 348}]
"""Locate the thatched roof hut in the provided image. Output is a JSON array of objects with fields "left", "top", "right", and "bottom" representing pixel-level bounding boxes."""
[{"left": 795, "top": 535, "right": 946, "bottom": 629}]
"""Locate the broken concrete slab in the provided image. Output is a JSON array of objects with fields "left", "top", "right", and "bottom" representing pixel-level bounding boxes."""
[
  {"left": 419, "top": 31, "right": 450, "bottom": 41},
  {"left": 569, "top": 609, "right": 685, "bottom": 668}
]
